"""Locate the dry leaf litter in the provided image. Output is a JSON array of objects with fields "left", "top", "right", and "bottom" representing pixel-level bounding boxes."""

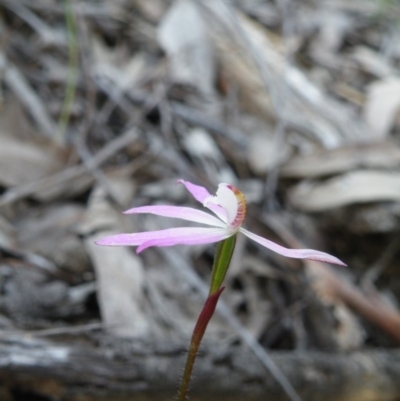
[{"left": 0, "top": 0, "right": 400, "bottom": 400}]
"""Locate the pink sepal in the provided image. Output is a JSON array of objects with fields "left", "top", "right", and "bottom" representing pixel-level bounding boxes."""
[
  {"left": 240, "top": 228, "right": 346, "bottom": 266},
  {"left": 95, "top": 226, "right": 230, "bottom": 252},
  {"left": 123, "top": 205, "right": 225, "bottom": 228}
]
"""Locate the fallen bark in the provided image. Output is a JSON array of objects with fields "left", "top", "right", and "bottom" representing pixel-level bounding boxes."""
[{"left": 0, "top": 334, "right": 399, "bottom": 401}]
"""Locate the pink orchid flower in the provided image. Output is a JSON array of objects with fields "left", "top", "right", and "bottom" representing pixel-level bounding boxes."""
[{"left": 96, "top": 180, "right": 345, "bottom": 266}]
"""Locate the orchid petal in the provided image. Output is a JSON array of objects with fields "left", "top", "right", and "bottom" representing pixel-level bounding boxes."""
[
  {"left": 123, "top": 205, "right": 226, "bottom": 228},
  {"left": 176, "top": 179, "right": 212, "bottom": 203},
  {"left": 95, "top": 227, "right": 230, "bottom": 249},
  {"left": 240, "top": 228, "right": 346, "bottom": 266},
  {"left": 215, "top": 184, "right": 237, "bottom": 225},
  {"left": 137, "top": 227, "right": 231, "bottom": 253},
  {"left": 177, "top": 179, "right": 227, "bottom": 223}
]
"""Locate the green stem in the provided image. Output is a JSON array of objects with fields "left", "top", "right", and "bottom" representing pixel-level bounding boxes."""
[
  {"left": 178, "top": 287, "right": 225, "bottom": 401},
  {"left": 209, "top": 234, "right": 236, "bottom": 295},
  {"left": 177, "top": 235, "right": 237, "bottom": 400}
]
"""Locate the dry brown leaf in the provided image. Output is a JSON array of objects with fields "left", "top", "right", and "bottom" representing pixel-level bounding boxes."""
[
  {"left": 209, "top": 5, "right": 370, "bottom": 145},
  {"left": 306, "top": 262, "right": 365, "bottom": 350},
  {"left": 289, "top": 170, "right": 400, "bottom": 211},
  {"left": 281, "top": 141, "right": 400, "bottom": 178},
  {"left": 307, "top": 261, "right": 400, "bottom": 345},
  {"left": 328, "top": 203, "right": 400, "bottom": 234},
  {"left": 0, "top": 97, "right": 67, "bottom": 187},
  {"left": 91, "top": 36, "right": 149, "bottom": 92},
  {"left": 83, "top": 182, "right": 151, "bottom": 339},
  {"left": 364, "top": 76, "right": 400, "bottom": 138},
  {"left": 0, "top": 52, "right": 60, "bottom": 142},
  {"left": 0, "top": 134, "right": 66, "bottom": 187},
  {"left": 86, "top": 233, "right": 150, "bottom": 338},
  {"left": 133, "top": 0, "right": 168, "bottom": 22},
  {"left": 311, "top": 11, "right": 351, "bottom": 54},
  {"left": 0, "top": 215, "right": 15, "bottom": 249},
  {"left": 248, "top": 132, "right": 291, "bottom": 174},
  {"left": 352, "top": 46, "right": 395, "bottom": 78},
  {"left": 183, "top": 128, "right": 236, "bottom": 183},
  {"left": 183, "top": 128, "right": 222, "bottom": 161},
  {"left": 157, "top": 0, "right": 216, "bottom": 94},
  {"left": 16, "top": 204, "right": 89, "bottom": 274}
]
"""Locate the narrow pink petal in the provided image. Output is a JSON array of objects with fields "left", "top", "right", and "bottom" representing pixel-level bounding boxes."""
[
  {"left": 95, "top": 227, "right": 230, "bottom": 250},
  {"left": 137, "top": 227, "right": 231, "bottom": 253},
  {"left": 123, "top": 205, "right": 226, "bottom": 228},
  {"left": 176, "top": 179, "right": 212, "bottom": 203},
  {"left": 240, "top": 228, "right": 346, "bottom": 266},
  {"left": 177, "top": 179, "right": 227, "bottom": 223},
  {"left": 95, "top": 230, "right": 165, "bottom": 246}
]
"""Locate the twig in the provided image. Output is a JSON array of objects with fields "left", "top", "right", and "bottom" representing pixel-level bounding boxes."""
[
  {"left": 0, "top": 128, "right": 140, "bottom": 207},
  {"left": 262, "top": 213, "right": 400, "bottom": 344},
  {"left": 0, "top": 322, "right": 102, "bottom": 338},
  {"left": 0, "top": 51, "right": 59, "bottom": 142},
  {"left": 264, "top": 0, "right": 293, "bottom": 211},
  {"left": 309, "top": 261, "right": 400, "bottom": 344},
  {"left": 58, "top": 0, "right": 79, "bottom": 141},
  {"left": 0, "top": 0, "right": 65, "bottom": 45},
  {"left": 361, "top": 234, "right": 400, "bottom": 289},
  {"left": 67, "top": 2, "right": 125, "bottom": 206},
  {"left": 198, "top": 0, "right": 370, "bottom": 144},
  {"left": 19, "top": 0, "right": 114, "bottom": 19},
  {"left": 25, "top": 322, "right": 103, "bottom": 337},
  {"left": 122, "top": 87, "right": 246, "bottom": 146}
]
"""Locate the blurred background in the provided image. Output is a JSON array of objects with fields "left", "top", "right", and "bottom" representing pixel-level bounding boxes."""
[{"left": 0, "top": 0, "right": 400, "bottom": 400}]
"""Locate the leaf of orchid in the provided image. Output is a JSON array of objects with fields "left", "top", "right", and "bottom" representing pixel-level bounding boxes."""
[
  {"left": 177, "top": 179, "right": 227, "bottom": 222},
  {"left": 95, "top": 226, "right": 229, "bottom": 248},
  {"left": 123, "top": 205, "right": 226, "bottom": 228},
  {"left": 240, "top": 228, "right": 346, "bottom": 266},
  {"left": 137, "top": 227, "right": 231, "bottom": 253}
]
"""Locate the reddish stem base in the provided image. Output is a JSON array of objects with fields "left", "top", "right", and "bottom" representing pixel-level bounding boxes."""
[{"left": 177, "top": 287, "right": 225, "bottom": 401}]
